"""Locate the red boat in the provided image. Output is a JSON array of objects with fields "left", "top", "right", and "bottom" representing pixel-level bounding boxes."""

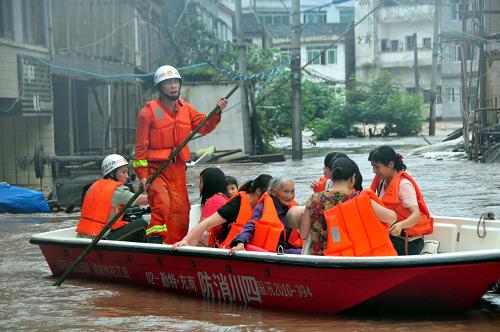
[{"left": 30, "top": 209, "right": 500, "bottom": 314}]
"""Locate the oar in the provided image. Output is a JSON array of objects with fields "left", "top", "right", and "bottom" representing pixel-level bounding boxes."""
[{"left": 54, "top": 83, "right": 240, "bottom": 286}]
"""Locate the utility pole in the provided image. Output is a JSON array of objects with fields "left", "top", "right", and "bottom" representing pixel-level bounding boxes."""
[
  {"left": 429, "top": 0, "right": 440, "bottom": 136},
  {"left": 291, "top": 0, "right": 302, "bottom": 160},
  {"left": 235, "top": 0, "right": 254, "bottom": 155},
  {"left": 413, "top": 33, "right": 420, "bottom": 96},
  {"left": 460, "top": 0, "right": 470, "bottom": 153},
  {"left": 478, "top": 0, "right": 488, "bottom": 124}
]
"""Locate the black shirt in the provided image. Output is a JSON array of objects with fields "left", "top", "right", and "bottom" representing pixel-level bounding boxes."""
[{"left": 217, "top": 196, "right": 241, "bottom": 242}]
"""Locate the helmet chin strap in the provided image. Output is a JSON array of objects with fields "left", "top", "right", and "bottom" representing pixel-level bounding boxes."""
[{"left": 157, "top": 82, "right": 182, "bottom": 101}]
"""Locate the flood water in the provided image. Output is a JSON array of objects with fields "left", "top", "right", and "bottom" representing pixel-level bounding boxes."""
[{"left": 1, "top": 135, "right": 500, "bottom": 331}]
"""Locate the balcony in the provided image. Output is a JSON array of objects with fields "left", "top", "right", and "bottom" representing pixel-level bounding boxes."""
[
  {"left": 379, "top": 5, "right": 434, "bottom": 23},
  {"left": 380, "top": 48, "right": 432, "bottom": 68}
]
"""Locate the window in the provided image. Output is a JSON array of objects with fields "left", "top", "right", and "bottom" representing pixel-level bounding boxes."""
[
  {"left": 405, "top": 35, "right": 416, "bottom": 51},
  {"left": 0, "top": 0, "right": 13, "bottom": 40},
  {"left": 259, "top": 13, "right": 289, "bottom": 25},
  {"left": 327, "top": 46, "right": 337, "bottom": 64},
  {"left": 279, "top": 47, "right": 291, "bottom": 63},
  {"left": 450, "top": 44, "right": 473, "bottom": 62},
  {"left": 339, "top": 8, "right": 354, "bottom": 23},
  {"left": 451, "top": 0, "right": 473, "bottom": 21},
  {"left": 446, "top": 87, "right": 455, "bottom": 102},
  {"left": 307, "top": 47, "right": 322, "bottom": 65},
  {"left": 381, "top": 39, "right": 390, "bottom": 52},
  {"left": 391, "top": 40, "right": 399, "bottom": 52},
  {"left": 22, "top": 0, "right": 47, "bottom": 46},
  {"left": 304, "top": 12, "right": 326, "bottom": 24},
  {"left": 423, "top": 38, "right": 432, "bottom": 49}
]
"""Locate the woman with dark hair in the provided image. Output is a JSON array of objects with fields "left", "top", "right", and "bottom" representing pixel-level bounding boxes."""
[
  {"left": 173, "top": 174, "right": 273, "bottom": 249},
  {"left": 300, "top": 157, "right": 397, "bottom": 256},
  {"left": 197, "top": 168, "right": 229, "bottom": 246},
  {"left": 368, "top": 145, "right": 434, "bottom": 255},
  {"left": 199, "top": 168, "right": 229, "bottom": 221}
]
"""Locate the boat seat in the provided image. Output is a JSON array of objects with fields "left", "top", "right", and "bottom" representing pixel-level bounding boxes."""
[
  {"left": 456, "top": 224, "right": 500, "bottom": 252},
  {"left": 425, "top": 222, "right": 458, "bottom": 253}
]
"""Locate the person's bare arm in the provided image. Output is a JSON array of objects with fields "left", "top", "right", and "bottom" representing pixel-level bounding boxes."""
[
  {"left": 371, "top": 199, "right": 397, "bottom": 225},
  {"left": 299, "top": 207, "right": 312, "bottom": 239},
  {"left": 389, "top": 205, "right": 420, "bottom": 236},
  {"left": 173, "top": 212, "right": 226, "bottom": 249}
]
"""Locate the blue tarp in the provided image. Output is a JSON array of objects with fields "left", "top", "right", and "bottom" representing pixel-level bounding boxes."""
[{"left": 0, "top": 183, "right": 50, "bottom": 213}]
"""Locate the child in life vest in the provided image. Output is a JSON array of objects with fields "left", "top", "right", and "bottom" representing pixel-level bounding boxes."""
[
  {"left": 369, "top": 146, "right": 434, "bottom": 255},
  {"left": 76, "top": 154, "right": 149, "bottom": 242},
  {"left": 225, "top": 175, "right": 239, "bottom": 197},
  {"left": 310, "top": 152, "right": 347, "bottom": 192},
  {"left": 229, "top": 176, "right": 302, "bottom": 254},
  {"left": 198, "top": 167, "right": 229, "bottom": 246},
  {"left": 300, "top": 157, "right": 397, "bottom": 255},
  {"left": 172, "top": 174, "right": 272, "bottom": 249}
]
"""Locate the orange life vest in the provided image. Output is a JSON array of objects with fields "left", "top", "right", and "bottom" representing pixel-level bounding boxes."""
[
  {"left": 370, "top": 172, "right": 433, "bottom": 237},
  {"left": 324, "top": 190, "right": 397, "bottom": 257},
  {"left": 76, "top": 179, "right": 127, "bottom": 236},
  {"left": 250, "top": 192, "right": 303, "bottom": 252},
  {"left": 217, "top": 192, "right": 254, "bottom": 248},
  {"left": 144, "top": 98, "right": 195, "bottom": 162},
  {"left": 312, "top": 177, "right": 328, "bottom": 193}
]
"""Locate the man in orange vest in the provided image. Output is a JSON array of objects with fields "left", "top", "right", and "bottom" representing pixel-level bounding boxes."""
[{"left": 133, "top": 65, "right": 227, "bottom": 244}]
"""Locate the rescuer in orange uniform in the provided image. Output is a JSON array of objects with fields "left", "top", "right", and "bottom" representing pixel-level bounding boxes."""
[{"left": 133, "top": 65, "right": 227, "bottom": 244}]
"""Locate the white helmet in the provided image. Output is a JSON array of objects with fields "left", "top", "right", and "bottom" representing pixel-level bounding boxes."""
[
  {"left": 102, "top": 154, "right": 128, "bottom": 176},
  {"left": 154, "top": 65, "right": 182, "bottom": 87}
]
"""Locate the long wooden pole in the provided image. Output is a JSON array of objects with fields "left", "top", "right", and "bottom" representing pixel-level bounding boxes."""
[{"left": 54, "top": 84, "right": 240, "bottom": 286}]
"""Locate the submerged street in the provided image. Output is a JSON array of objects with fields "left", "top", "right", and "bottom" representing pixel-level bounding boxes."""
[{"left": 1, "top": 136, "right": 500, "bottom": 330}]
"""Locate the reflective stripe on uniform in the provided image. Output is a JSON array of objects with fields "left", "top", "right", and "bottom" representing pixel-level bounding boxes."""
[
  {"left": 146, "top": 224, "right": 167, "bottom": 236},
  {"left": 132, "top": 159, "right": 148, "bottom": 168}
]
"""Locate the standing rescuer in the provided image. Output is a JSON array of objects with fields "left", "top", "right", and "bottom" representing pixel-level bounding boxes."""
[{"left": 133, "top": 65, "right": 228, "bottom": 244}]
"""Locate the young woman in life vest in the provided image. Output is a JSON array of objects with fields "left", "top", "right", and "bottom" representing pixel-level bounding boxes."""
[
  {"left": 76, "top": 154, "right": 149, "bottom": 242},
  {"left": 229, "top": 176, "right": 302, "bottom": 254},
  {"left": 369, "top": 146, "right": 434, "bottom": 255},
  {"left": 300, "top": 157, "right": 397, "bottom": 255},
  {"left": 172, "top": 174, "right": 272, "bottom": 249},
  {"left": 197, "top": 167, "right": 230, "bottom": 246}
]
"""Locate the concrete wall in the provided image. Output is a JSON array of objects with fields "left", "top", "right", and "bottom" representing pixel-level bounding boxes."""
[{"left": 182, "top": 82, "right": 245, "bottom": 154}]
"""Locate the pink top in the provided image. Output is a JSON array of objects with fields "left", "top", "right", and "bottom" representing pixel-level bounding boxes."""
[
  {"left": 200, "top": 193, "right": 228, "bottom": 219},
  {"left": 379, "top": 178, "right": 418, "bottom": 208}
]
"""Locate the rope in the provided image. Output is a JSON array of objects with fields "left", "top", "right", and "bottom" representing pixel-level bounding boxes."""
[{"left": 477, "top": 211, "right": 495, "bottom": 238}]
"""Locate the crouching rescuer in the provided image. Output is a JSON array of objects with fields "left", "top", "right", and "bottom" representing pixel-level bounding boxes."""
[
  {"left": 76, "top": 154, "right": 149, "bottom": 242},
  {"left": 133, "top": 65, "right": 228, "bottom": 244}
]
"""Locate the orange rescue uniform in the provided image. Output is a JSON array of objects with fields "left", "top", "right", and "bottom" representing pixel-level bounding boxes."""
[
  {"left": 323, "top": 190, "right": 397, "bottom": 256},
  {"left": 370, "top": 171, "right": 433, "bottom": 237},
  {"left": 76, "top": 179, "right": 127, "bottom": 236},
  {"left": 133, "top": 97, "right": 221, "bottom": 244}
]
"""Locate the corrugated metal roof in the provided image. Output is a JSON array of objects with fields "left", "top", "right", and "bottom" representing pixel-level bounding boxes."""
[{"left": 242, "top": 14, "right": 350, "bottom": 38}]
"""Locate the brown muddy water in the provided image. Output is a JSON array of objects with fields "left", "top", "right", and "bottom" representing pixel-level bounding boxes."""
[{"left": 1, "top": 136, "right": 500, "bottom": 331}]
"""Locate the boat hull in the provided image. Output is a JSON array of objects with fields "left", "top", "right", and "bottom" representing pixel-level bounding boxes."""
[{"left": 32, "top": 229, "right": 500, "bottom": 314}]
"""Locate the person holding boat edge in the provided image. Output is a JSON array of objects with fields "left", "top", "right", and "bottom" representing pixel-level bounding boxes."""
[
  {"left": 369, "top": 145, "right": 434, "bottom": 255},
  {"left": 133, "top": 65, "right": 227, "bottom": 244},
  {"left": 76, "top": 154, "right": 149, "bottom": 242},
  {"left": 173, "top": 174, "right": 273, "bottom": 249}
]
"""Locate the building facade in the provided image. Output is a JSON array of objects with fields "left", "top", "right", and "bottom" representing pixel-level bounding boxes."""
[{"left": 240, "top": 0, "right": 355, "bottom": 84}]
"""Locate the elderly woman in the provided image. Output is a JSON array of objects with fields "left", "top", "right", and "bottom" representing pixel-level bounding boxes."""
[{"left": 230, "top": 176, "right": 302, "bottom": 254}]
